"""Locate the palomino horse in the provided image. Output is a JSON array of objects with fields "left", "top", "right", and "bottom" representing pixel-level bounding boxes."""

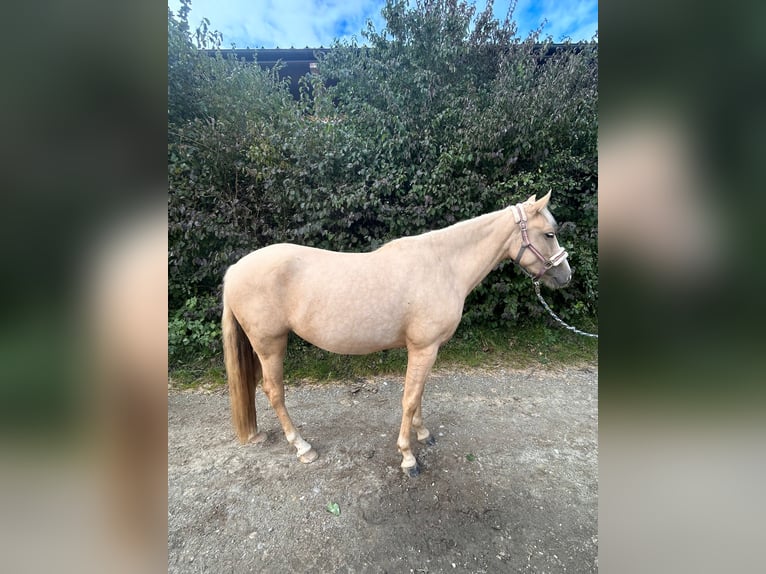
[{"left": 222, "top": 191, "right": 571, "bottom": 476}]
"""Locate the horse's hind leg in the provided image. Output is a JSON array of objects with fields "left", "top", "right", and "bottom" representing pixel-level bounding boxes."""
[{"left": 258, "top": 339, "right": 318, "bottom": 464}]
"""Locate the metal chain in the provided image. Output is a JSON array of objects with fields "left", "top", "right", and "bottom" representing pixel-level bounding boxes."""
[{"left": 533, "top": 281, "right": 598, "bottom": 338}]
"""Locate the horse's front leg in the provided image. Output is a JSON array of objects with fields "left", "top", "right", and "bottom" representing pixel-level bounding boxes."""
[
  {"left": 397, "top": 345, "right": 439, "bottom": 477},
  {"left": 413, "top": 404, "right": 436, "bottom": 446}
]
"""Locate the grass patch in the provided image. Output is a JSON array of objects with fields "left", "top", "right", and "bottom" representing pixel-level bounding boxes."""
[
  {"left": 169, "top": 360, "right": 227, "bottom": 390},
  {"left": 169, "top": 324, "right": 597, "bottom": 390},
  {"left": 438, "top": 323, "right": 598, "bottom": 369}
]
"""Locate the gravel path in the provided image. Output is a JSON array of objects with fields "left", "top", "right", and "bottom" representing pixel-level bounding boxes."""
[{"left": 169, "top": 365, "right": 597, "bottom": 573}]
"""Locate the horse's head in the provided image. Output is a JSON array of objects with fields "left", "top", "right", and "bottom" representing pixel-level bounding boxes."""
[{"left": 510, "top": 191, "right": 572, "bottom": 289}]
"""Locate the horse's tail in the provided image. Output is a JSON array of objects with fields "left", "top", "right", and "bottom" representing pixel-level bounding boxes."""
[{"left": 222, "top": 290, "right": 260, "bottom": 443}]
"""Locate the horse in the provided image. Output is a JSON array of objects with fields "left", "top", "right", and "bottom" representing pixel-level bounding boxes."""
[{"left": 221, "top": 191, "right": 571, "bottom": 476}]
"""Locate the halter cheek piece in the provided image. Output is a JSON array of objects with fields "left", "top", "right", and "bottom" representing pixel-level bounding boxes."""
[{"left": 510, "top": 203, "right": 569, "bottom": 280}]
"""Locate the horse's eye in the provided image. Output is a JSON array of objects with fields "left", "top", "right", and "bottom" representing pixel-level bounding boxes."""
[{"left": 545, "top": 232, "right": 555, "bottom": 239}]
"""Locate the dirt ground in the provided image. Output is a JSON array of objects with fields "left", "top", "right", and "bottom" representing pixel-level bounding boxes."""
[{"left": 168, "top": 365, "right": 597, "bottom": 573}]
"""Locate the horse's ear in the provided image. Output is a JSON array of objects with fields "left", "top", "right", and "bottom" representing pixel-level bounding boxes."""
[
  {"left": 525, "top": 194, "right": 537, "bottom": 204},
  {"left": 530, "top": 190, "right": 552, "bottom": 213}
]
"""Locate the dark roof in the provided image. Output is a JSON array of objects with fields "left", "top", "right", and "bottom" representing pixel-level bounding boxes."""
[
  {"left": 208, "top": 47, "right": 327, "bottom": 63},
  {"left": 205, "top": 44, "right": 594, "bottom": 100},
  {"left": 204, "top": 48, "right": 328, "bottom": 99}
]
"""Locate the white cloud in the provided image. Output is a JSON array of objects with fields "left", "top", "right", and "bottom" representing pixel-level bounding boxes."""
[
  {"left": 168, "top": 0, "right": 596, "bottom": 48},
  {"left": 169, "top": 0, "right": 387, "bottom": 48}
]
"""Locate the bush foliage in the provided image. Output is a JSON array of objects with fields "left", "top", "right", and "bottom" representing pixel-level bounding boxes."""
[{"left": 168, "top": 0, "right": 598, "bottom": 365}]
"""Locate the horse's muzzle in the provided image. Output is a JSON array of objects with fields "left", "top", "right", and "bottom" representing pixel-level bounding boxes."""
[{"left": 542, "top": 265, "right": 572, "bottom": 289}]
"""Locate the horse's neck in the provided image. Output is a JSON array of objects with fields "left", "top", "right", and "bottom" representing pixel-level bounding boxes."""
[{"left": 428, "top": 208, "right": 516, "bottom": 297}]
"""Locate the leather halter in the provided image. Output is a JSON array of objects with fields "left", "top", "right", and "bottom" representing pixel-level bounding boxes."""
[{"left": 510, "top": 203, "right": 569, "bottom": 280}]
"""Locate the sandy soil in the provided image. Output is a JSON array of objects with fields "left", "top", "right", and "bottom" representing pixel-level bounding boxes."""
[{"left": 168, "top": 365, "right": 597, "bottom": 573}]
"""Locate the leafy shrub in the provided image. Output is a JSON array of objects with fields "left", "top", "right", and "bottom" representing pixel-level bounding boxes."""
[
  {"left": 168, "top": 0, "right": 597, "bottom": 365},
  {"left": 168, "top": 296, "right": 222, "bottom": 364}
]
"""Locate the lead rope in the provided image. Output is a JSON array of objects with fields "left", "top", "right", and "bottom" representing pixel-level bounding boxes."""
[{"left": 533, "top": 280, "right": 599, "bottom": 339}]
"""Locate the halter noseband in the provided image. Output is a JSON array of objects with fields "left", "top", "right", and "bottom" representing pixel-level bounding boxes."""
[{"left": 510, "top": 203, "right": 569, "bottom": 280}]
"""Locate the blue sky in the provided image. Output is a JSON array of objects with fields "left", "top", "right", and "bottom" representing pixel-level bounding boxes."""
[{"left": 168, "top": 1, "right": 598, "bottom": 49}]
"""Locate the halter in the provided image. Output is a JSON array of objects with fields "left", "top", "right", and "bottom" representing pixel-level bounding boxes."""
[
  {"left": 509, "top": 203, "right": 569, "bottom": 280},
  {"left": 510, "top": 202, "right": 598, "bottom": 338}
]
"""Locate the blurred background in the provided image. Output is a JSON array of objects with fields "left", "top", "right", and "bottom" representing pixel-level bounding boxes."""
[
  {"left": 600, "top": 0, "right": 766, "bottom": 572},
  {"left": 0, "top": 0, "right": 764, "bottom": 572},
  {"left": 0, "top": 1, "right": 167, "bottom": 572},
  {"left": 600, "top": 0, "right": 766, "bottom": 405}
]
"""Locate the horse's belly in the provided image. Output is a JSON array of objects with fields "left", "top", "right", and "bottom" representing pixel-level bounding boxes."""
[{"left": 291, "top": 310, "right": 405, "bottom": 355}]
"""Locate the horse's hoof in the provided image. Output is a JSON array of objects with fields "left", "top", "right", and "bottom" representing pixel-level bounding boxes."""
[
  {"left": 403, "top": 464, "right": 420, "bottom": 478},
  {"left": 248, "top": 431, "right": 268, "bottom": 444},
  {"left": 422, "top": 434, "right": 436, "bottom": 447},
  {"left": 298, "top": 448, "right": 318, "bottom": 464}
]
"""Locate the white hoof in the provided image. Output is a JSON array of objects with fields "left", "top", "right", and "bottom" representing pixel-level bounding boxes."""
[{"left": 298, "top": 448, "right": 318, "bottom": 463}]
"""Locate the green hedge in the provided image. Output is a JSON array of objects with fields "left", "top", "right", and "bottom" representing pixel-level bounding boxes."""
[{"left": 168, "top": 0, "right": 597, "bottom": 365}]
